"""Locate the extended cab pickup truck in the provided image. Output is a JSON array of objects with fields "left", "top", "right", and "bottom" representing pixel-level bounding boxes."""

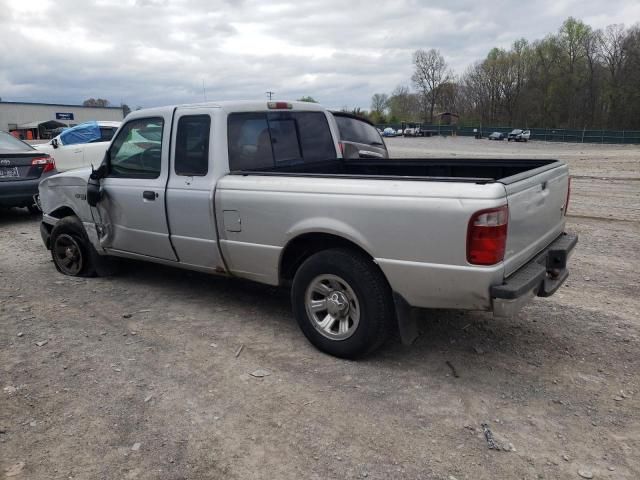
[{"left": 38, "top": 100, "right": 576, "bottom": 358}]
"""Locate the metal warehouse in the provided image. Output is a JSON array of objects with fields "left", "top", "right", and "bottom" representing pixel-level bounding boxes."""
[{"left": 0, "top": 101, "right": 124, "bottom": 140}]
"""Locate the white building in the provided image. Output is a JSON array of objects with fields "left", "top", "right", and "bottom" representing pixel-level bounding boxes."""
[{"left": 0, "top": 101, "right": 125, "bottom": 139}]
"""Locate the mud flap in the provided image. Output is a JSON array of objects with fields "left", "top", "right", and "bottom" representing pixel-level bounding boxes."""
[{"left": 393, "top": 292, "right": 419, "bottom": 345}]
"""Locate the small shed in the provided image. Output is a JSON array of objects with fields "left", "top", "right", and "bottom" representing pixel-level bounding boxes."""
[{"left": 437, "top": 112, "right": 459, "bottom": 126}]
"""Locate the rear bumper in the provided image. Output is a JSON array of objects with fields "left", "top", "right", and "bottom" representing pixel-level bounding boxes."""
[
  {"left": 492, "top": 232, "right": 578, "bottom": 316},
  {"left": 0, "top": 171, "right": 56, "bottom": 207},
  {"left": 0, "top": 178, "right": 41, "bottom": 207}
]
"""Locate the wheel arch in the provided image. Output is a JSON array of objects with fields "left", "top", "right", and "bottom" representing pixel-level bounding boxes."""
[
  {"left": 279, "top": 232, "right": 377, "bottom": 285},
  {"left": 48, "top": 205, "right": 78, "bottom": 219}
]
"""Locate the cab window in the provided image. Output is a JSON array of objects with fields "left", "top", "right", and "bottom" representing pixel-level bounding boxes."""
[
  {"left": 175, "top": 115, "right": 211, "bottom": 176},
  {"left": 227, "top": 111, "right": 335, "bottom": 170},
  {"left": 99, "top": 127, "right": 117, "bottom": 142},
  {"left": 108, "top": 117, "right": 164, "bottom": 178}
]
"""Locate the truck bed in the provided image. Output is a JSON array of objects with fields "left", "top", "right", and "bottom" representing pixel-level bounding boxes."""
[{"left": 231, "top": 158, "right": 560, "bottom": 184}]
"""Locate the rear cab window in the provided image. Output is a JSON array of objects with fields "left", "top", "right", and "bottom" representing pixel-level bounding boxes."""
[{"left": 227, "top": 111, "right": 336, "bottom": 170}]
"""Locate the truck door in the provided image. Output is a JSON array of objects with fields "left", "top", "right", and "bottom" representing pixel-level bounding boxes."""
[
  {"left": 94, "top": 114, "right": 177, "bottom": 261},
  {"left": 165, "top": 108, "right": 222, "bottom": 270}
]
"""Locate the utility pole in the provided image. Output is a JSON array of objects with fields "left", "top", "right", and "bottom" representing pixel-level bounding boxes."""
[
  {"left": 266, "top": 91, "right": 275, "bottom": 100},
  {"left": 202, "top": 80, "right": 207, "bottom": 101}
]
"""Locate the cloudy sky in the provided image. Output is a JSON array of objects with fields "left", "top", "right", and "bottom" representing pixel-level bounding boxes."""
[{"left": 1, "top": 0, "right": 638, "bottom": 110}]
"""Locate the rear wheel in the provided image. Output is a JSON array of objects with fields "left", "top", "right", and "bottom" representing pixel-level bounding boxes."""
[
  {"left": 291, "top": 248, "right": 394, "bottom": 358},
  {"left": 50, "top": 216, "right": 115, "bottom": 277}
]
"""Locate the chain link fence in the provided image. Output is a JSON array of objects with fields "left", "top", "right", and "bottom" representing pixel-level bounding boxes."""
[{"left": 376, "top": 124, "right": 640, "bottom": 144}]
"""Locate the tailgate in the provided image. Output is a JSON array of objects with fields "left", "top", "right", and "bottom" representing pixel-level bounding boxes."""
[{"left": 502, "top": 162, "right": 569, "bottom": 277}]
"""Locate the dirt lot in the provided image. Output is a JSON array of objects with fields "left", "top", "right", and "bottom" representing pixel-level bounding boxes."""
[{"left": 1, "top": 137, "right": 639, "bottom": 479}]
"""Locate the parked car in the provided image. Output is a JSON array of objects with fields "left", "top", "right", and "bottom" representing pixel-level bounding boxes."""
[
  {"left": 38, "top": 100, "right": 576, "bottom": 358},
  {"left": 507, "top": 129, "right": 531, "bottom": 142},
  {"left": 34, "top": 121, "right": 121, "bottom": 171},
  {"left": 403, "top": 123, "right": 422, "bottom": 137},
  {"left": 488, "top": 132, "right": 505, "bottom": 140},
  {"left": 331, "top": 112, "right": 388, "bottom": 159},
  {"left": 0, "top": 130, "right": 56, "bottom": 212},
  {"left": 382, "top": 127, "right": 396, "bottom": 137}
]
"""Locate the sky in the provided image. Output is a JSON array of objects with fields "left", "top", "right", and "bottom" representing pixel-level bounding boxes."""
[{"left": 1, "top": 0, "right": 639, "bottom": 110}]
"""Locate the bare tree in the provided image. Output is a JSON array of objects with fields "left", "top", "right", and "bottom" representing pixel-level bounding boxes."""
[
  {"left": 600, "top": 24, "right": 628, "bottom": 127},
  {"left": 387, "top": 86, "right": 419, "bottom": 122},
  {"left": 370, "top": 93, "right": 389, "bottom": 115},
  {"left": 411, "top": 49, "right": 452, "bottom": 122},
  {"left": 582, "top": 28, "right": 602, "bottom": 127},
  {"left": 381, "top": 18, "right": 640, "bottom": 130}
]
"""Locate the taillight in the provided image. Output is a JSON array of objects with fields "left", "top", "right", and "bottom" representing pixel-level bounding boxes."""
[
  {"left": 32, "top": 156, "right": 55, "bottom": 173},
  {"left": 338, "top": 142, "right": 344, "bottom": 155},
  {"left": 564, "top": 176, "right": 571, "bottom": 216},
  {"left": 467, "top": 205, "right": 509, "bottom": 265}
]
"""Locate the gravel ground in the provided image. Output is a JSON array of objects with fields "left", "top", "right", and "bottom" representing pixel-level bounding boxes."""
[{"left": 1, "top": 138, "right": 639, "bottom": 479}]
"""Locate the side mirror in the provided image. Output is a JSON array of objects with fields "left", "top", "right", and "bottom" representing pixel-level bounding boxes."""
[
  {"left": 87, "top": 176, "right": 101, "bottom": 207},
  {"left": 87, "top": 161, "right": 107, "bottom": 207},
  {"left": 51, "top": 138, "right": 59, "bottom": 149}
]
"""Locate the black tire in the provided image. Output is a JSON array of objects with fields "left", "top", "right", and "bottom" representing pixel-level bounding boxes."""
[
  {"left": 291, "top": 248, "right": 395, "bottom": 359},
  {"left": 50, "top": 216, "right": 116, "bottom": 277}
]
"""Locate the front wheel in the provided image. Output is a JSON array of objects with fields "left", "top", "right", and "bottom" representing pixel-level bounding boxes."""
[
  {"left": 291, "top": 248, "right": 395, "bottom": 358},
  {"left": 50, "top": 216, "right": 116, "bottom": 277}
]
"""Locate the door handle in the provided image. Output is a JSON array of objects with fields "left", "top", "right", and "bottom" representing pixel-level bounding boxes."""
[{"left": 143, "top": 191, "right": 157, "bottom": 200}]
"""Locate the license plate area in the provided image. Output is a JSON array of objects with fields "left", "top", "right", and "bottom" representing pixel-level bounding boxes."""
[{"left": 0, "top": 166, "right": 19, "bottom": 178}]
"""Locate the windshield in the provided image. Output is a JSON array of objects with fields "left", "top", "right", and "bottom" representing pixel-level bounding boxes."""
[
  {"left": 0, "top": 131, "right": 34, "bottom": 152},
  {"left": 335, "top": 116, "right": 384, "bottom": 146}
]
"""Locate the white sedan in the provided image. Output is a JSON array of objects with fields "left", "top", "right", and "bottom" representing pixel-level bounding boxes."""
[{"left": 34, "top": 121, "right": 121, "bottom": 171}]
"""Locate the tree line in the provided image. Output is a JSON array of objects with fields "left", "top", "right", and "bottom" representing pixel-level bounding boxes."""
[{"left": 360, "top": 18, "right": 640, "bottom": 130}]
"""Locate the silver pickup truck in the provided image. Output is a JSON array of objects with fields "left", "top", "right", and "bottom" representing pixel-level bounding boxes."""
[{"left": 38, "top": 100, "right": 577, "bottom": 358}]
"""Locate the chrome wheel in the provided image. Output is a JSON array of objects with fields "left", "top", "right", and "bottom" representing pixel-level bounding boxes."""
[
  {"left": 304, "top": 274, "right": 360, "bottom": 341},
  {"left": 53, "top": 234, "right": 83, "bottom": 276}
]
